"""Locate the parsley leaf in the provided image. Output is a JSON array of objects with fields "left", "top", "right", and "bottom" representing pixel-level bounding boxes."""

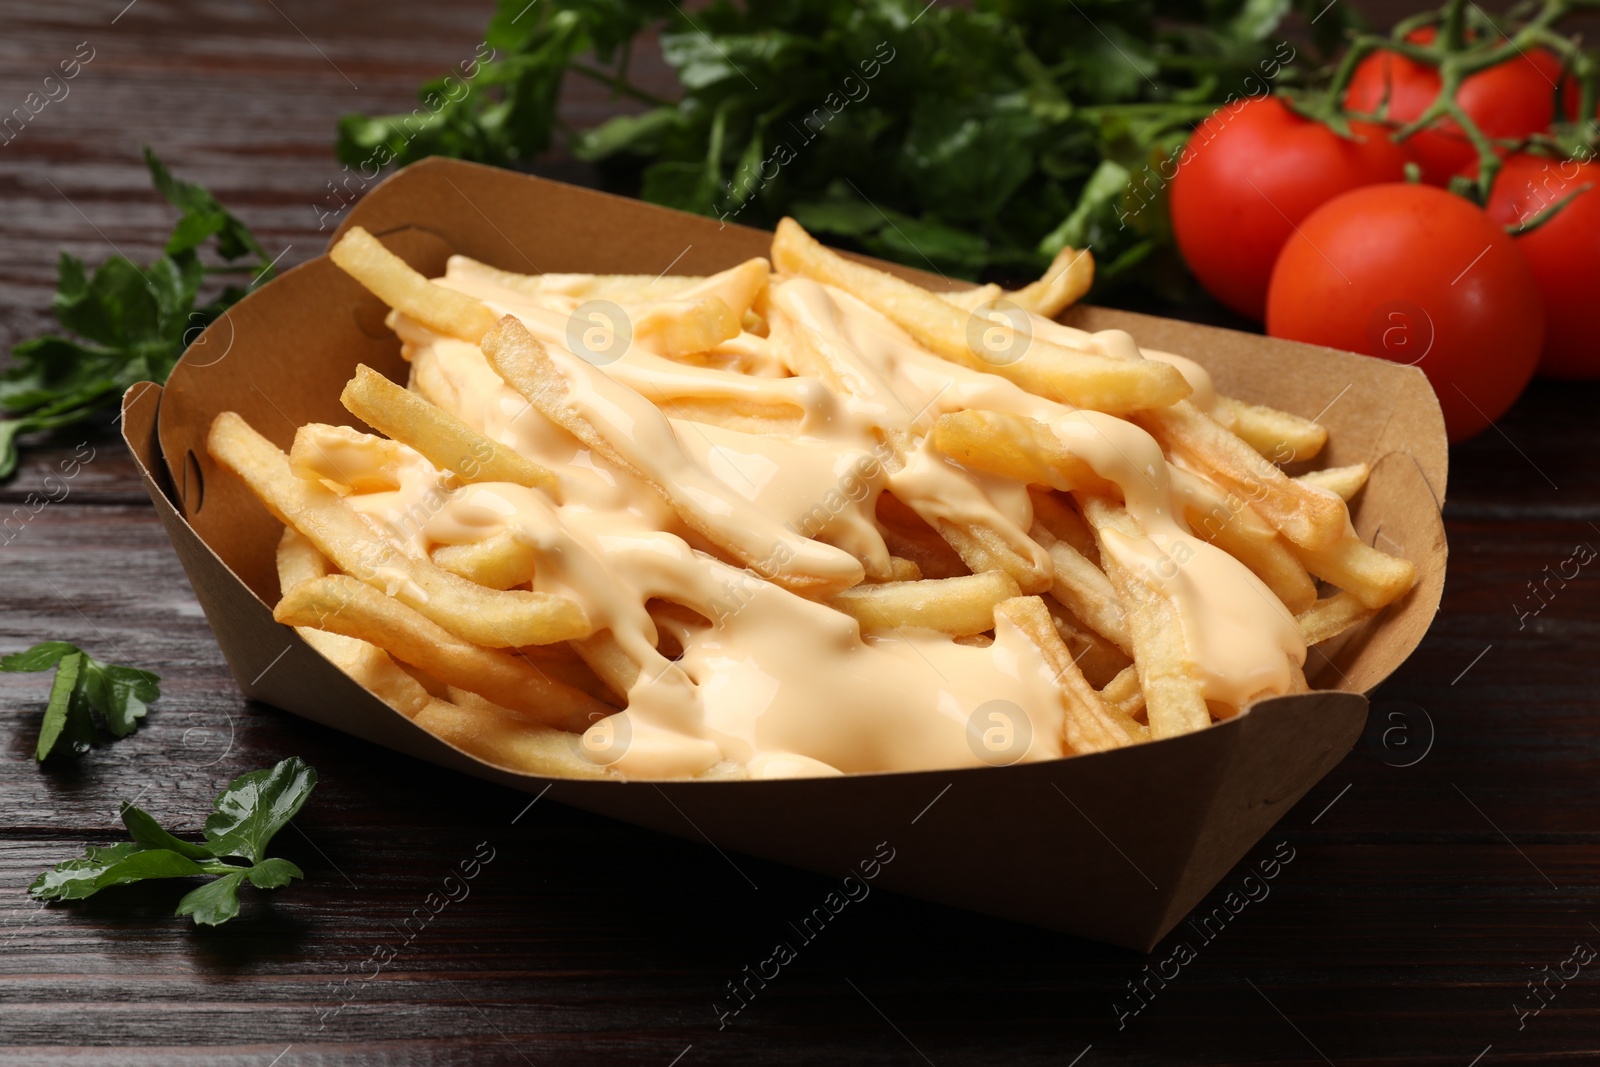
[
  {"left": 2, "top": 641, "right": 161, "bottom": 760},
  {"left": 31, "top": 758, "right": 317, "bottom": 926},
  {"left": 0, "top": 147, "right": 275, "bottom": 480}
]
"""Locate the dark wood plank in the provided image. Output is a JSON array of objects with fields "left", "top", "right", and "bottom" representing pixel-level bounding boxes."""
[{"left": 4, "top": 2, "right": 1600, "bottom": 1066}]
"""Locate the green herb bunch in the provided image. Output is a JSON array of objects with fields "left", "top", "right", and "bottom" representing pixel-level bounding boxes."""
[{"left": 337, "top": 0, "right": 1355, "bottom": 292}]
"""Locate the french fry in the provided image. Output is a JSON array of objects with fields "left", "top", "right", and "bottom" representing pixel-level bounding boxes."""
[
  {"left": 1080, "top": 496, "right": 1211, "bottom": 739},
  {"left": 1211, "top": 395, "right": 1327, "bottom": 463},
  {"left": 1296, "top": 591, "right": 1376, "bottom": 645},
  {"left": 1099, "top": 665, "right": 1148, "bottom": 733},
  {"left": 886, "top": 556, "right": 923, "bottom": 582},
  {"left": 480, "top": 314, "right": 864, "bottom": 597},
  {"left": 1048, "top": 605, "right": 1134, "bottom": 689},
  {"left": 1031, "top": 522, "right": 1132, "bottom": 656},
  {"left": 512, "top": 642, "right": 620, "bottom": 704},
  {"left": 446, "top": 255, "right": 703, "bottom": 304},
  {"left": 1029, "top": 488, "right": 1099, "bottom": 563},
  {"left": 1008, "top": 245, "right": 1094, "bottom": 318},
  {"left": 330, "top": 227, "right": 498, "bottom": 343},
  {"left": 1291, "top": 534, "right": 1417, "bottom": 610},
  {"left": 1296, "top": 463, "right": 1370, "bottom": 501},
  {"left": 275, "top": 575, "right": 611, "bottom": 731},
  {"left": 1135, "top": 401, "right": 1348, "bottom": 551},
  {"left": 993, "top": 596, "right": 1131, "bottom": 754},
  {"left": 289, "top": 424, "right": 410, "bottom": 492},
  {"left": 941, "top": 282, "right": 1003, "bottom": 312},
  {"left": 659, "top": 395, "right": 802, "bottom": 436},
  {"left": 931, "top": 409, "right": 1117, "bottom": 496},
  {"left": 932, "top": 518, "right": 1052, "bottom": 596},
  {"left": 276, "top": 525, "right": 335, "bottom": 590},
  {"left": 341, "top": 364, "right": 557, "bottom": 489},
  {"left": 431, "top": 532, "right": 538, "bottom": 590},
  {"left": 772, "top": 218, "right": 1190, "bottom": 413},
  {"left": 1178, "top": 490, "right": 1318, "bottom": 615},
  {"left": 275, "top": 528, "right": 435, "bottom": 719},
  {"left": 633, "top": 296, "right": 742, "bottom": 359},
  {"left": 830, "top": 572, "right": 1021, "bottom": 636},
  {"left": 209, "top": 412, "right": 591, "bottom": 648},
  {"left": 413, "top": 697, "right": 616, "bottom": 779},
  {"left": 876, "top": 494, "right": 970, "bottom": 580}
]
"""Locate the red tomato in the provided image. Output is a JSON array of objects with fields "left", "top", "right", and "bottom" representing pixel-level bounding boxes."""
[
  {"left": 1485, "top": 151, "right": 1600, "bottom": 378},
  {"left": 1169, "top": 96, "right": 1409, "bottom": 322},
  {"left": 1265, "top": 183, "right": 1544, "bottom": 441},
  {"left": 1345, "top": 28, "right": 1562, "bottom": 185}
]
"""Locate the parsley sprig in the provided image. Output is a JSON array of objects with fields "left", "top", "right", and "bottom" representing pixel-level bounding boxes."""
[
  {"left": 31, "top": 757, "right": 317, "bottom": 925},
  {"left": 1, "top": 641, "right": 160, "bottom": 760},
  {"left": 0, "top": 147, "right": 275, "bottom": 479}
]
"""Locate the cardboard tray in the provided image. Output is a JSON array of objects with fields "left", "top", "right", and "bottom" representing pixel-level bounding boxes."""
[{"left": 121, "top": 158, "right": 1449, "bottom": 950}]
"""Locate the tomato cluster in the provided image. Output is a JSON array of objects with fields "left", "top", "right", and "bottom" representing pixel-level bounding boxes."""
[{"left": 1169, "top": 29, "right": 1598, "bottom": 442}]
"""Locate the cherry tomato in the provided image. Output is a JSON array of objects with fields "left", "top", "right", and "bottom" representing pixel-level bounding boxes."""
[
  {"left": 1485, "top": 151, "right": 1600, "bottom": 378},
  {"left": 1345, "top": 28, "right": 1562, "bottom": 185},
  {"left": 1265, "top": 183, "right": 1544, "bottom": 441},
  {"left": 1169, "top": 96, "right": 1409, "bottom": 322}
]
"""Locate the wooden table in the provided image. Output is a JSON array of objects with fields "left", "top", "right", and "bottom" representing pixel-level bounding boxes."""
[{"left": 4, "top": 3, "right": 1599, "bottom": 1064}]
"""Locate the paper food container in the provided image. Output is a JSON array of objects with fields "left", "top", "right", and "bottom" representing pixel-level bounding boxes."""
[{"left": 121, "top": 158, "right": 1448, "bottom": 951}]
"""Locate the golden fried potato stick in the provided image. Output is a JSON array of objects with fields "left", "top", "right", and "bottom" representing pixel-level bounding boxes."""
[
  {"left": 1295, "top": 591, "right": 1377, "bottom": 645},
  {"left": 209, "top": 412, "right": 591, "bottom": 648},
  {"left": 1080, "top": 496, "right": 1211, "bottom": 739},
  {"left": 431, "top": 532, "right": 538, "bottom": 591},
  {"left": 1177, "top": 486, "right": 1318, "bottom": 615},
  {"left": 932, "top": 519, "right": 1052, "bottom": 596},
  {"left": 876, "top": 494, "right": 970, "bottom": 580},
  {"left": 1212, "top": 395, "right": 1328, "bottom": 463},
  {"left": 941, "top": 283, "right": 1004, "bottom": 312},
  {"left": 658, "top": 396, "right": 802, "bottom": 436},
  {"left": 931, "top": 410, "right": 1117, "bottom": 496},
  {"left": 993, "top": 596, "right": 1132, "bottom": 754},
  {"left": 1291, "top": 534, "right": 1417, "bottom": 610},
  {"left": 276, "top": 524, "right": 336, "bottom": 589},
  {"left": 480, "top": 315, "right": 864, "bottom": 597},
  {"left": 341, "top": 364, "right": 557, "bottom": 490},
  {"left": 330, "top": 227, "right": 498, "bottom": 343},
  {"left": 830, "top": 572, "right": 1022, "bottom": 636},
  {"left": 1008, "top": 245, "right": 1095, "bottom": 319},
  {"left": 289, "top": 424, "right": 411, "bottom": 492},
  {"left": 456, "top": 255, "right": 772, "bottom": 317},
  {"left": 511, "top": 642, "right": 620, "bottom": 704},
  {"left": 1098, "top": 665, "right": 1149, "bottom": 739},
  {"left": 1048, "top": 605, "right": 1133, "bottom": 689},
  {"left": 1296, "top": 463, "right": 1370, "bottom": 502},
  {"left": 884, "top": 557, "right": 923, "bottom": 582},
  {"left": 1029, "top": 488, "right": 1099, "bottom": 562},
  {"left": 275, "top": 528, "right": 435, "bottom": 719},
  {"left": 412, "top": 697, "right": 617, "bottom": 779},
  {"left": 1031, "top": 521, "right": 1132, "bottom": 656},
  {"left": 632, "top": 296, "right": 742, "bottom": 360},
  {"left": 1134, "top": 402, "right": 1348, "bottom": 551},
  {"left": 275, "top": 575, "right": 611, "bottom": 732},
  {"left": 772, "top": 218, "right": 1190, "bottom": 413}
]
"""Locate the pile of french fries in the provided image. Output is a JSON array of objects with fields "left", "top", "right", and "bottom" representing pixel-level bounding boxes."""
[{"left": 206, "top": 217, "right": 1415, "bottom": 780}]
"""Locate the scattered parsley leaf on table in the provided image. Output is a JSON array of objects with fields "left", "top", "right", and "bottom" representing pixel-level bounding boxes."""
[
  {"left": 1, "top": 641, "right": 160, "bottom": 760},
  {"left": 0, "top": 146, "right": 276, "bottom": 480},
  {"left": 31, "top": 757, "right": 318, "bottom": 926}
]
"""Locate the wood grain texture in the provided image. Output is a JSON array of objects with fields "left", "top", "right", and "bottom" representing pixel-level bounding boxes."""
[{"left": 4, "top": 2, "right": 1600, "bottom": 1065}]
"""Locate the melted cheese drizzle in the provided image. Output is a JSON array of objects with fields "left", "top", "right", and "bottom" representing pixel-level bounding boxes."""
[{"left": 317, "top": 259, "right": 1306, "bottom": 779}]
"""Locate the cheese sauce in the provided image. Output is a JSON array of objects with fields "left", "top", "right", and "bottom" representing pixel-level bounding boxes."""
[{"left": 313, "top": 261, "right": 1307, "bottom": 778}]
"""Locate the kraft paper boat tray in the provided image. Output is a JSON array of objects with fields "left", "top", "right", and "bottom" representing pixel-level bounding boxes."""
[{"left": 121, "top": 158, "right": 1448, "bottom": 951}]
